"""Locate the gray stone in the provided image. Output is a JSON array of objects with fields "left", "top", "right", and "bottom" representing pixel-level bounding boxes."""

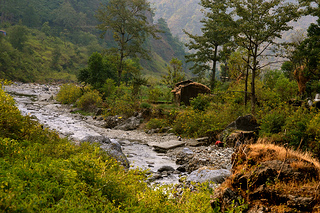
[
  {"left": 149, "top": 140, "right": 186, "bottom": 150},
  {"left": 225, "top": 114, "right": 259, "bottom": 132},
  {"left": 187, "top": 139, "right": 207, "bottom": 147},
  {"left": 81, "top": 135, "right": 129, "bottom": 169},
  {"left": 182, "top": 147, "right": 194, "bottom": 155},
  {"left": 158, "top": 165, "right": 175, "bottom": 173},
  {"left": 114, "top": 116, "right": 141, "bottom": 130},
  {"left": 187, "top": 168, "right": 231, "bottom": 183}
]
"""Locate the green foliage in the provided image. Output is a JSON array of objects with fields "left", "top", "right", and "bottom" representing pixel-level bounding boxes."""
[
  {"left": 96, "top": 0, "right": 160, "bottom": 84},
  {"left": 105, "top": 84, "right": 140, "bottom": 117},
  {"left": 56, "top": 83, "right": 82, "bottom": 104},
  {"left": 146, "top": 118, "right": 169, "bottom": 130},
  {"left": 190, "top": 94, "right": 211, "bottom": 112},
  {"left": 148, "top": 86, "right": 163, "bottom": 103},
  {"left": 283, "top": 107, "right": 313, "bottom": 147},
  {"left": 184, "top": 0, "right": 233, "bottom": 89},
  {"left": 101, "top": 78, "right": 117, "bottom": 98},
  {"left": 162, "top": 58, "right": 185, "bottom": 88},
  {"left": 0, "top": 86, "right": 216, "bottom": 212},
  {"left": 140, "top": 102, "right": 152, "bottom": 109},
  {"left": 259, "top": 110, "right": 287, "bottom": 136},
  {"left": 294, "top": 17, "right": 320, "bottom": 78},
  {"left": 8, "top": 22, "right": 29, "bottom": 51},
  {"left": 231, "top": 0, "right": 301, "bottom": 113},
  {"left": 78, "top": 52, "right": 117, "bottom": 89},
  {"left": 263, "top": 70, "right": 298, "bottom": 101},
  {"left": 76, "top": 89, "right": 103, "bottom": 112}
]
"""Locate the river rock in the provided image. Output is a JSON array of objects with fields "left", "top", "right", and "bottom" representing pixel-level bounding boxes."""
[
  {"left": 187, "top": 168, "right": 231, "bottom": 183},
  {"left": 114, "top": 116, "right": 142, "bottom": 130},
  {"left": 81, "top": 135, "right": 129, "bottom": 168},
  {"left": 158, "top": 165, "right": 175, "bottom": 173},
  {"left": 149, "top": 140, "right": 186, "bottom": 150},
  {"left": 105, "top": 116, "right": 124, "bottom": 129}
]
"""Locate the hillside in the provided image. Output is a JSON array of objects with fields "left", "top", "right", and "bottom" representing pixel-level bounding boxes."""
[
  {"left": 150, "top": 0, "right": 203, "bottom": 42},
  {"left": 150, "top": 0, "right": 317, "bottom": 43},
  {"left": 0, "top": 0, "right": 191, "bottom": 82}
]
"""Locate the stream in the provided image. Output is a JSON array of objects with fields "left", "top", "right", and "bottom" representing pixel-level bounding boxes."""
[
  {"left": 5, "top": 83, "right": 233, "bottom": 185},
  {"left": 4, "top": 83, "right": 187, "bottom": 185}
]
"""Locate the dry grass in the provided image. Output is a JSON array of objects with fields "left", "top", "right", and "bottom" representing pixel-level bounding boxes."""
[
  {"left": 250, "top": 139, "right": 320, "bottom": 171},
  {"left": 219, "top": 139, "right": 320, "bottom": 212}
]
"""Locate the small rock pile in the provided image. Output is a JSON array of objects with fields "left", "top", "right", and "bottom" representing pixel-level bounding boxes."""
[{"left": 173, "top": 145, "right": 234, "bottom": 173}]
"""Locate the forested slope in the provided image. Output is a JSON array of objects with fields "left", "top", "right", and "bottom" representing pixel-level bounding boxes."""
[{"left": 0, "top": 0, "right": 190, "bottom": 82}]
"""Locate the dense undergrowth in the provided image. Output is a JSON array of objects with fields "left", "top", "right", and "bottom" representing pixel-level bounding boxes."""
[
  {"left": 0, "top": 82, "right": 226, "bottom": 212},
  {"left": 56, "top": 69, "right": 320, "bottom": 160}
]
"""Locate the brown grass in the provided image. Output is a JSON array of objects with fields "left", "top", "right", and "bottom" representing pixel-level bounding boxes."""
[
  {"left": 220, "top": 139, "right": 320, "bottom": 212},
  {"left": 251, "top": 139, "right": 320, "bottom": 171}
]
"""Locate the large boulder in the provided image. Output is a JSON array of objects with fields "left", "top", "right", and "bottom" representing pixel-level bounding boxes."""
[
  {"left": 114, "top": 116, "right": 142, "bottom": 131},
  {"left": 187, "top": 167, "right": 231, "bottom": 183},
  {"left": 81, "top": 135, "right": 129, "bottom": 168},
  {"left": 225, "top": 114, "right": 259, "bottom": 132},
  {"left": 171, "top": 80, "right": 211, "bottom": 106}
]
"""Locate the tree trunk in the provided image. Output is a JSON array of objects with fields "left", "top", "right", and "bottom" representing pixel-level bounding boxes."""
[
  {"left": 251, "top": 45, "right": 258, "bottom": 115},
  {"left": 211, "top": 44, "right": 218, "bottom": 90},
  {"left": 244, "top": 51, "right": 250, "bottom": 107},
  {"left": 117, "top": 33, "right": 125, "bottom": 86}
]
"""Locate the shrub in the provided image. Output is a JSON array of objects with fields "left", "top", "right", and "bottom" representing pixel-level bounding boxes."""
[
  {"left": 104, "top": 84, "right": 140, "bottom": 117},
  {"left": 76, "top": 89, "right": 102, "bottom": 112},
  {"left": 259, "top": 111, "right": 286, "bottom": 136},
  {"left": 101, "top": 78, "right": 116, "bottom": 98},
  {"left": 283, "top": 107, "right": 313, "bottom": 147},
  {"left": 146, "top": 118, "right": 169, "bottom": 130},
  {"left": 190, "top": 94, "right": 211, "bottom": 111},
  {"left": 56, "top": 83, "right": 82, "bottom": 104},
  {"left": 140, "top": 102, "right": 151, "bottom": 109},
  {"left": 148, "top": 87, "right": 163, "bottom": 103}
]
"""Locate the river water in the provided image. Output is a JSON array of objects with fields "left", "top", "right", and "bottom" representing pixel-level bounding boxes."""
[{"left": 5, "top": 83, "right": 182, "bottom": 184}]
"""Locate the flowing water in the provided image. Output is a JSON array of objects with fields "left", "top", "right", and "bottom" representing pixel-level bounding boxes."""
[{"left": 5, "top": 83, "right": 181, "bottom": 184}]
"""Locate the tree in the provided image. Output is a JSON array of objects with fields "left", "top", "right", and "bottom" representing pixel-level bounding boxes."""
[
  {"left": 78, "top": 52, "right": 117, "bottom": 89},
  {"left": 231, "top": 0, "right": 301, "bottom": 114},
  {"left": 8, "top": 23, "right": 29, "bottom": 51},
  {"left": 296, "top": 19, "right": 320, "bottom": 77},
  {"left": 96, "top": 0, "right": 160, "bottom": 85},
  {"left": 162, "top": 58, "right": 185, "bottom": 89},
  {"left": 53, "top": 1, "right": 87, "bottom": 32},
  {"left": 184, "top": 0, "right": 233, "bottom": 90}
]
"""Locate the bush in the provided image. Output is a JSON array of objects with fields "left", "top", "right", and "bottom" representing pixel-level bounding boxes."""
[
  {"left": 101, "top": 78, "right": 116, "bottom": 98},
  {"left": 148, "top": 87, "right": 163, "bottom": 103},
  {"left": 146, "top": 118, "right": 169, "bottom": 130},
  {"left": 56, "top": 83, "right": 82, "bottom": 104},
  {"left": 76, "top": 89, "right": 102, "bottom": 112},
  {"left": 190, "top": 94, "right": 211, "bottom": 111},
  {"left": 140, "top": 102, "right": 152, "bottom": 109},
  {"left": 283, "top": 107, "right": 313, "bottom": 147},
  {"left": 259, "top": 111, "right": 286, "bottom": 136},
  {"left": 104, "top": 84, "right": 140, "bottom": 117}
]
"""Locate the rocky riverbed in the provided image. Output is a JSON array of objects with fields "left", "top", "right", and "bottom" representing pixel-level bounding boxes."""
[{"left": 5, "top": 82, "right": 234, "bottom": 185}]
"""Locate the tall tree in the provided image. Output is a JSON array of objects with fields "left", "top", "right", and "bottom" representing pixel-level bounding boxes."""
[
  {"left": 293, "top": 17, "right": 320, "bottom": 84},
  {"left": 96, "top": 0, "right": 159, "bottom": 85},
  {"left": 231, "top": 0, "right": 301, "bottom": 114},
  {"left": 184, "top": 0, "right": 234, "bottom": 90}
]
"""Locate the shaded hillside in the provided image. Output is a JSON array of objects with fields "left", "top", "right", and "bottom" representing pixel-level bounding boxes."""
[
  {"left": 0, "top": 0, "right": 191, "bottom": 82},
  {"left": 150, "top": 0, "right": 317, "bottom": 44},
  {"left": 149, "top": 0, "right": 203, "bottom": 42}
]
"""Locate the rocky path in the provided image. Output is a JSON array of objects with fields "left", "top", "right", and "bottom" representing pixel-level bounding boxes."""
[{"left": 5, "top": 82, "right": 233, "bottom": 185}]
